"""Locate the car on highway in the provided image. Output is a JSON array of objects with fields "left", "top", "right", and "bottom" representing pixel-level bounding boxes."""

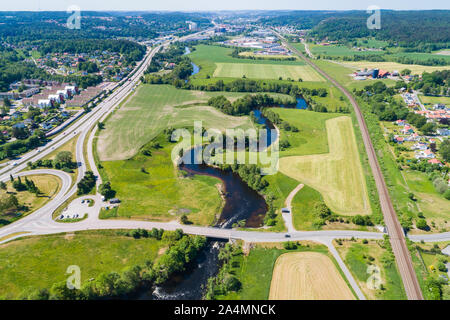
[{"left": 284, "top": 234, "right": 291, "bottom": 238}]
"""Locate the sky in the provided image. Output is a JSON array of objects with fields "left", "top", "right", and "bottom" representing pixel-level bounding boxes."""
[{"left": 0, "top": 0, "right": 449, "bottom": 11}]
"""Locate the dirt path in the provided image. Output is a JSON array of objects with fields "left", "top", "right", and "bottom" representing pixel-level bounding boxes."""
[{"left": 282, "top": 184, "right": 304, "bottom": 233}]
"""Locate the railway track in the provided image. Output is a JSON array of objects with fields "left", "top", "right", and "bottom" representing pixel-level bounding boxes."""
[{"left": 276, "top": 32, "right": 424, "bottom": 300}]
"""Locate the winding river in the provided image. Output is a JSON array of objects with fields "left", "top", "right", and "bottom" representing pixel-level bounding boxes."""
[{"left": 139, "top": 47, "right": 307, "bottom": 300}]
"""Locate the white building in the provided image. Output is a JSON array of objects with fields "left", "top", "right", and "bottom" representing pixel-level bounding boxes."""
[{"left": 38, "top": 99, "right": 51, "bottom": 108}]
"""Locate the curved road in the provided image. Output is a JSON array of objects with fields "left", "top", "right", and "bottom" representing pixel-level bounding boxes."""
[{"left": 275, "top": 31, "right": 423, "bottom": 300}]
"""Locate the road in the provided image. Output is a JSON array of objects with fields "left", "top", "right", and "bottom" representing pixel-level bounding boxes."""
[{"left": 274, "top": 30, "right": 424, "bottom": 300}]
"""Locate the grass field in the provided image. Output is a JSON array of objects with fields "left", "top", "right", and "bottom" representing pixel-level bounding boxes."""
[
  {"left": 334, "top": 239, "right": 407, "bottom": 300},
  {"left": 97, "top": 85, "right": 264, "bottom": 161},
  {"left": 290, "top": 185, "right": 324, "bottom": 230},
  {"left": 188, "top": 44, "right": 324, "bottom": 82},
  {"left": 279, "top": 116, "right": 371, "bottom": 216},
  {"left": 418, "top": 95, "right": 450, "bottom": 106},
  {"left": 238, "top": 51, "right": 299, "bottom": 60},
  {"left": 269, "top": 252, "right": 355, "bottom": 300},
  {"left": 213, "top": 62, "right": 324, "bottom": 81},
  {"left": 310, "top": 44, "right": 385, "bottom": 58},
  {"left": 0, "top": 230, "right": 164, "bottom": 299},
  {"left": 402, "top": 170, "right": 450, "bottom": 231},
  {"left": 270, "top": 109, "right": 340, "bottom": 157},
  {"left": 341, "top": 61, "right": 450, "bottom": 74},
  {"left": 215, "top": 242, "right": 351, "bottom": 300},
  {"left": 0, "top": 174, "right": 61, "bottom": 226},
  {"left": 100, "top": 134, "right": 223, "bottom": 225}
]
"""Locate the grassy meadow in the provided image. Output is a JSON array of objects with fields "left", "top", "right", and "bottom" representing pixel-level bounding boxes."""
[
  {"left": 279, "top": 116, "right": 371, "bottom": 216},
  {"left": 0, "top": 230, "right": 164, "bottom": 299},
  {"left": 334, "top": 239, "right": 407, "bottom": 300},
  {"left": 97, "top": 84, "right": 265, "bottom": 161},
  {"left": 100, "top": 134, "right": 223, "bottom": 225}
]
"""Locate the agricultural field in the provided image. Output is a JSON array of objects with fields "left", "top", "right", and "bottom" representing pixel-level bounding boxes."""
[
  {"left": 100, "top": 134, "right": 223, "bottom": 225},
  {"left": 391, "top": 51, "right": 450, "bottom": 64},
  {"left": 0, "top": 230, "right": 164, "bottom": 299},
  {"left": 213, "top": 62, "right": 324, "bottom": 81},
  {"left": 334, "top": 239, "right": 407, "bottom": 300},
  {"left": 215, "top": 242, "right": 352, "bottom": 300},
  {"left": 340, "top": 61, "right": 450, "bottom": 74},
  {"left": 279, "top": 116, "right": 371, "bottom": 216},
  {"left": 97, "top": 84, "right": 267, "bottom": 161},
  {"left": 188, "top": 44, "right": 323, "bottom": 81},
  {"left": 269, "top": 252, "right": 355, "bottom": 300},
  {"left": 418, "top": 95, "right": 450, "bottom": 107},
  {"left": 309, "top": 43, "right": 385, "bottom": 58},
  {"left": 0, "top": 174, "right": 61, "bottom": 226},
  {"left": 238, "top": 51, "right": 299, "bottom": 61}
]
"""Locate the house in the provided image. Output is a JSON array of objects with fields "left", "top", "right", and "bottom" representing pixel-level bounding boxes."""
[
  {"left": 395, "top": 119, "right": 407, "bottom": 126},
  {"left": 434, "top": 104, "right": 446, "bottom": 110},
  {"left": 428, "top": 159, "right": 441, "bottom": 165},
  {"left": 415, "top": 149, "right": 435, "bottom": 159},
  {"left": 401, "top": 125, "right": 414, "bottom": 134},
  {"left": 12, "top": 122, "right": 26, "bottom": 129},
  {"left": 394, "top": 136, "right": 404, "bottom": 144},
  {"left": 19, "top": 88, "right": 40, "bottom": 98},
  {"left": 378, "top": 69, "right": 390, "bottom": 78},
  {"left": 437, "top": 128, "right": 450, "bottom": 136},
  {"left": 40, "top": 122, "right": 52, "bottom": 130},
  {"left": 0, "top": 92, "right": 19, "bottom": 100}
]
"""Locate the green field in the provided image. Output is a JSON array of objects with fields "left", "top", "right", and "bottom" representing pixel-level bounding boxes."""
[
  {"left": 0, "top": 231, "right": 164, "bottom": 299},
  {"left": 271, "top": 108, "right": 341, "bottom": 157},
  {"left": 291, "top": 185, "right": 325, "bottom": 230},
  {"left": 279, "top": 116, "right": 371, "bottom": 216},
  {"left": 215, "top": 242, "right": 346, "bottom": 300},
  {"left": 188, "top": 44, "right": 323, "bottom": 81},
  {"left": 341, "top": 61, "right": 450, "bottom": 74},
  {"left": 1, "top": 174, "right": 61, "bottom": 226},
  {"left": 335, "top": 239, "right": 407, "bottom": 300},
  {"left": 97, "top": 85, "right": 263, "bottom": 161},
  {"left": 100, "top": 134, "right": 223, "bottom": 225},
  {"left": 310, "top": 44, "right": 385, "bottom": 58},
  {"left": 213, "top": 62, "right": 324, "bottom": 81},
  {"left": 418, "top": 95, "right": 450, "bottom": 106}
]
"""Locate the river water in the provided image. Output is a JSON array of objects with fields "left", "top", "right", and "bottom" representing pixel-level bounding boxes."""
[{"left": 138, "top": 47, "right": 305, "bottom": 300}]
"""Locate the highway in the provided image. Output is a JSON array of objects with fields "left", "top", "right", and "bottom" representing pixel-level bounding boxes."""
[{"left": 274, "top": 30, "right": 424, "bottom": 300}]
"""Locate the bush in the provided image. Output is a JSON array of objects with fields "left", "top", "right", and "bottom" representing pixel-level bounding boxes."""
[
  {"left": 416, "top": 219, "right": 429, "bottom": 230},
  {"left": 444, "top": 189, "right": 450, "bottom": 200}
]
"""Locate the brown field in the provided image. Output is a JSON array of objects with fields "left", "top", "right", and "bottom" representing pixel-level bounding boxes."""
[{"left": 269, "top": 252, "right": 355, "bottom": 300}]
